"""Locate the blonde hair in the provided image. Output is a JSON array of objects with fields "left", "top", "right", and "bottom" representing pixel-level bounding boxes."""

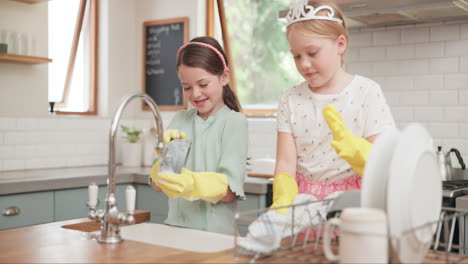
[{"left": 286, "top": 0, "right": 348, "bottom": 64}]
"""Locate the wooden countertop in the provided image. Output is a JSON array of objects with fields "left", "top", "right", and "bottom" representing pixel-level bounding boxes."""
[
  {"left": 0, "top": 212, "right": 237, "bottom": 263},
  {"left": 1, "top": 212, "right": 464, "bottom": 263}
]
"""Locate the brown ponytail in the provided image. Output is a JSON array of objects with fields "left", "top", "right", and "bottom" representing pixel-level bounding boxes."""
[{"left": 177, "top": 36, "right": 242, "bottom": 112}]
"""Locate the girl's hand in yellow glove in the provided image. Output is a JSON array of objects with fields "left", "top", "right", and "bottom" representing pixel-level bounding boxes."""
[
  {"left": 322, "top": 105, "right": 372, "bottom": 177},
  {"left": 149, "top": 160, "right": 183, "bottom": 198},
  {"left": 156, "top": 168, "right": 228, "bottom": 203},
  {"left": 163, "top": 129, "right": 186, "bottom": 144},
  {"left": 270, "top": 173, "right": 298, "bottom": 214}
]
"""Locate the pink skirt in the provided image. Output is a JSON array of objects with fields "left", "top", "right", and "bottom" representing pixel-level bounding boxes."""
[{"left": 295, "top": 173, "right": 362, "bottom": 200}]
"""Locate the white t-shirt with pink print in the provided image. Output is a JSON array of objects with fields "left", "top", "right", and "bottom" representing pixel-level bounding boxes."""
[{"left": 277, "top": 75, "right": 395, "bottom": 182}]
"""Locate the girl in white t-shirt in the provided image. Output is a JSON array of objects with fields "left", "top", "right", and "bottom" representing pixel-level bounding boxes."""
[{"left": 270, "top": 0, "right": 395, "bottom": 213}]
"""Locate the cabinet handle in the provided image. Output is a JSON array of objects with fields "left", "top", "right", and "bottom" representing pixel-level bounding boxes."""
[{"left": 2, "top": 206, "right": 20, "bottom": 216}]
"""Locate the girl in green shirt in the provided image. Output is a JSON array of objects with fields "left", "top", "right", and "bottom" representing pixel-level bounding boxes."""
[{"left": 150, "top": 36, "right": 248, "bottom": 235}]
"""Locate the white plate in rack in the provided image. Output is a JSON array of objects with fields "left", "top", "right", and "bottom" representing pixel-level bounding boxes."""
[
  {"left": 361, "top": 128, "right": 401, "bottom": 211},
  {"left": 386, "top": 123, "right": 442, "bottom": 263}
]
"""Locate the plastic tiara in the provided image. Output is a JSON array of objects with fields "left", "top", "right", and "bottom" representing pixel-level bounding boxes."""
[
  {"left": 177, "top": 41, "right": 228, "bottom": 71},
  {"left": 285, "top": 0, "right": 343, "bottom": 26}
]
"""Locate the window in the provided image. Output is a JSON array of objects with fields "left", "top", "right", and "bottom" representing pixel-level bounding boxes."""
[
  {"left": 48, "top": 0, "right": 98, "bottom": 115},
  {"left": 213, "top": 0, "right": 303, "bottom": 116}
]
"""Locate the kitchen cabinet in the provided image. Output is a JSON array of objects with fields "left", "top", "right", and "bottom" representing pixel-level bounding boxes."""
[
  {"left": 238, "top": 193, "right": 266, "bottom": 236},
  {"left": 54, "top": 184, "right": 131, "bottom": 221},
  {"left": 0, "top": 191, "right": 54, "bottom": 230},
  {"left": 135, "top": 184, "right": 169, "bottom": 224},
  {"left": 0, "top": 53, "right": 52, "bottom": 64}
]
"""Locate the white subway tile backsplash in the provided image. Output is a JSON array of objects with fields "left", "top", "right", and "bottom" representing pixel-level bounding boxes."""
[
  {"left": 0, "top": 145, "right": 15, "bottom": 159},
  {"left": 344, "top": 48, "right": 359, "bottom": 63},
  {"left": 391, "top": 107, "right": 414, "bottom": 121},
  {"left": 446, "top": 40, "right": 468, "bottom": 57},
  {"left": 373, "top": 62, "right": 400, "bottom": 76},
  {"left": 0, "top": 132, "right": 3, "bottom": 144},
  {"left": 399, "top": 91, "right": 429, "bottom": 106},
  {"left": 445, "top": 107, "right": 468, "bottom": 122},
  {"left": 25, "top": 159, "right": 50, "bottom": 170},
  {"left": 3, "top": 160, "right": 25, "bottom": 171},
  {"left": 460, "top": 90, "right": 468, "bottom": 105},
  {"left": 460, "top": 124, "right": 468, "bottom": 138},
  {"left": 383, "top": 92, "right": 401, "bottom": 105},
  {"left": 15, "top": 145, "right": 35, "bottom": 159},
  {"left": 0, "top": 118, "right": 17, "bottom": 131},
  {"left": 415, "top": 42, "right": 445, "bottom": 58},
  {"left": 386, "top": 45, "right": 415, "bottom": 60},
  {"left": 413, "top": 75, "right": 443, "bottom": 90},
  {"left": 347, "top": 62, "right": 374, "bottom": 76},
  {"left": 430, "top": 24, "right": 460, "bottom": 42},
  {"left": 462, "top": 24, "right": 468, "bottom": 39},
  {"left": 444, "top": 73, "right": 468, "bottom": 90},
  {"left": 461, "top": 57, "right": 468, "bottom": 72},
  {"left": 4, "top": 132, "right": 25, "bottom": 145},
  {"left": 402, "top": 27, "right": 429, "bottom": 44},
  {"left": 429, "top": 90, "right": 459, "bottom": 106},
  {"left": 359, "top": 47, "right": 386, "bottom": 61},
  {"left": 374, "top": 30, "right": 401, "bottom": 46},
  {"left": 349, "top": 32, "right": 373, "bottom": 48},
  {"left": 429, "top": 57, "right": 459, "bottom": 74},
  {"left": 429, "top": 123, "right": 459, "bottom": 138},
  {"left": 398, "top": 60, "right": 430, "bottom": 75},
  {"left": 383, "top": 76, "right": 413, "bottom": 90},
  {"left": 414, "top": 107, "right": 444, "bottom": 122}
]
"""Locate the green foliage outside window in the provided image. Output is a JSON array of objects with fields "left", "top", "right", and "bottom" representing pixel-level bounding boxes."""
[{"left": 224, "top": 0, "right": 303, "bottom": 108}]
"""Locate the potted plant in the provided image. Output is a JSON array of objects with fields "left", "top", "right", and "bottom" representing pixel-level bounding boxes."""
[{"left": 120, "top": 125, "right": 143, "bottom": 167}]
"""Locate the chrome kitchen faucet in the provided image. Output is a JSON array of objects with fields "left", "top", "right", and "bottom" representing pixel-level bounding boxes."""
[{"left": 87, "top": 92, "right": 164, "bottom": 243}]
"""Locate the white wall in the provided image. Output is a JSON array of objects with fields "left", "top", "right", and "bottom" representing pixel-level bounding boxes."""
[{"left": 0, "top": 1, "right": 49, "bottom": 117}]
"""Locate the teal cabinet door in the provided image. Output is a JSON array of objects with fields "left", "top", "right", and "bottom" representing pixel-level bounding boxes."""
[
  {"left": 135, "top": 184, "right": 168, "bottom": 224},
  {"left": 54, "top": 184, "right": 131, "bottom": 221},
  {"left": 237, "top": 194, "right": 266, "bottom": 236},
  {"left": 0, "top": 191, "right": 54, "bottom": 230}
]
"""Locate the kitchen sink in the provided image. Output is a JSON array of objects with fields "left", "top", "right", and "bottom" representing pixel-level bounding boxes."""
[{"left": 91, "top": 223, "right": 237, "bottom": 253}]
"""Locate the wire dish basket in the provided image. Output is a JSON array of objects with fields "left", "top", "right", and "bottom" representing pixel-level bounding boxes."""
[{"left": 233, "top": 196, "right": 468, "bottom": 263}]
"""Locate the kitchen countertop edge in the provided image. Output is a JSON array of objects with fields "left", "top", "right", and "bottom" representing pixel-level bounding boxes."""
[{"left": 0, "top": 166, "right": 269, "bottom": 196}]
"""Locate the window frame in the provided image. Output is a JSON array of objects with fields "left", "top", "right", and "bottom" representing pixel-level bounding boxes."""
[
  {"left": 53, "top": 0, "right": 98, "bottom": 116},
  {"left": 209, "top": 0, "right": 277, "bottom": 118}
]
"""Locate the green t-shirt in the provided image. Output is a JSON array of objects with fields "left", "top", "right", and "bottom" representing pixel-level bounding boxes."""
[{"left": 164, "top": 105, "right": 248, "bottom": 235}]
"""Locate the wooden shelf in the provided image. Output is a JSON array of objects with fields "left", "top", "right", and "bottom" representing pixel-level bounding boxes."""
[
  {"left": 0, "top": 53, "right": 52, "bottom": 64},
  {"left": 12, "top": 0, "right": 49, "bottom": 4}
]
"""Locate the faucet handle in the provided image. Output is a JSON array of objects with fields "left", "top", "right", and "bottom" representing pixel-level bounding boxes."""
[
  {"left": 88, "top": 183, "right": 98, "bottom": 208},
  {"left": 126, "top": 185, "right": 136, "bottom": 212}
]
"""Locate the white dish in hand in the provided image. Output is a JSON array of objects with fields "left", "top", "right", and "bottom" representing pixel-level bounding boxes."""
[
  {"left": 361, "top": 128, "right": 401, "bottom": 211},
  {"left": 387, "top": 123, "right": 442, "bottom": 263}
]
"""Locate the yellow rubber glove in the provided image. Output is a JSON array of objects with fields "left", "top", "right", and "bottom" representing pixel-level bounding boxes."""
[
  {"left": 150, "top": 160, "right": 181, "bottom": 198},
  {"left": 270, "top": 173, "right": 299, "bottom": 214},
  {"left": 163, "top": 129, "right": 186, "bottom": 144},
  {"left": 322, "top": 104, "right": 372, "bottom": 177},
  {"left": 156, "top": 168, "right": 228, "bottom": 203}
]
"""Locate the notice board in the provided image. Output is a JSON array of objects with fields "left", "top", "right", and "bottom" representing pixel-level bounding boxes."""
[{"left": 142, "top": 17, "right": 188, "bottom": 110}]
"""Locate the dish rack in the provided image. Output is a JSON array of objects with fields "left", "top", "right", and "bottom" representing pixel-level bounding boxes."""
[{"left": 233, "top": 198, "right": 468, "bottom": 263}]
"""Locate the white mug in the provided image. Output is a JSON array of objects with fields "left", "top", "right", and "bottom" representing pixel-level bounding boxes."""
[{"left": 323, "top": 207, "right": 388, "bottom": 263}]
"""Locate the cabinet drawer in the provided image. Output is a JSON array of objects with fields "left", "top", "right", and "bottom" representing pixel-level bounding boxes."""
[
  {"left": 54, "top": 184, "right": 131, "bottom": 221},
  {"left": 238, "top": 194, "right": 266, "bottom": 216},
  {"left": 135, "top": 184, "right": 169, "bottom": 222},
  {"left": 0, "top": 191, "right": 54, "bottom": 230}
]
